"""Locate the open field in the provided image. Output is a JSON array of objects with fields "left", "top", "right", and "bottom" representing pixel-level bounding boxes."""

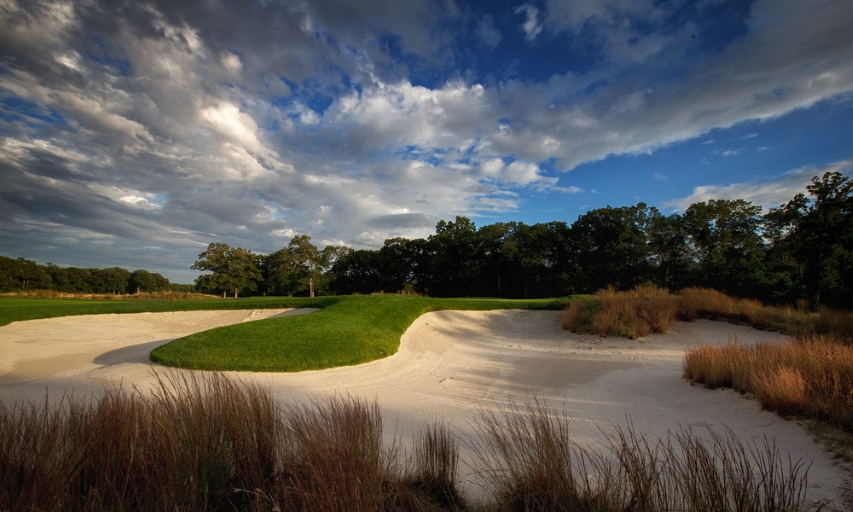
[{"left": 0, "top": 302, "right": 848, "bottom": 508}]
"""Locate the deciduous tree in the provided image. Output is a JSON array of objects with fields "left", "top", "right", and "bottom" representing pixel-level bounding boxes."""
[{"left": 192, "top": 242, "right": 261, "bottom": 298}]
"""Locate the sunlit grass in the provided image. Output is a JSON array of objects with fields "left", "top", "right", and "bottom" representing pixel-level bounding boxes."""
[
  {"left": 150, "top": 295, "right": 564, "bottom": 372},
  {"left": 0, "top": 295, "right": 338, "bottom": 327},
  {"left": 684, "top": 335, "right": 853, "bottom": 432}
]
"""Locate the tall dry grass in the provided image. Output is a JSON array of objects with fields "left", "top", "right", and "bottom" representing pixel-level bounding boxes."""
[
  {"left": 0, "top": 374, "right": 829, "bottom": 511},
  {"left": 562, "top": 286, "right": 851, "bottom": 344},
  {"left": 472, "top": 400, "right": 824, "bottom": 511},
  {"left": 684, "top": 335, "right": 853, "bottom": 432},
  {"left": 561, "top": 285, "right": 680, "bottom": 339}
]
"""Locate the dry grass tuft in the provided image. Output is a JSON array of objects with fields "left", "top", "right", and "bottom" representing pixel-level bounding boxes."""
[
  {"left": 685, "top": 335, "right": 853, "bottom": 431},
  {"left": 472, "top": 399, "right": 825, "bottom": 512},
  {"left": 0, "top": 375, "right": 831, "bottom": 511},
  {"left": 589, "top": 285, "right": 678, "bottom": 339},
  {"left": 558, "top": 300, "right": 583, "bottom": 331},
  {"left": 678, "top": 287, "right": 735, "bottom": 321}
]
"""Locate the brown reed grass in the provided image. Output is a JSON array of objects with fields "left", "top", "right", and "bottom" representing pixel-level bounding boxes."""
[
  {"left": 587, "top": 285, "right": 679, "bottom": 339},
  {"left": 2, "top": 374, "right": 829, "bottom": 510},
  {"left": 472, "top": 399, "right": 825, "bottom": 511},
  {"left": 685, "top": 335, "right": 853, "bottom": 432}
]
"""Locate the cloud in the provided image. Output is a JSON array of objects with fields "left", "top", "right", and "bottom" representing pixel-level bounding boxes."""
[
  {"left": 1, "top": 0, "right": 852, "bottom": 282},
  {"left": 476, "top": 15, "right": 502, "bottom": 48},
  {"left": 515, "top": 4, "right": 543, "bottom": 42},
  {"left": 663, "top": 159, "right": 853, "bottom": 212}
]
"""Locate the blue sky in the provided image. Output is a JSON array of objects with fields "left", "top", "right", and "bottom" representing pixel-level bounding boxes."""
[{"left": 1, "top": 0, "right": 852, "bottom": 283}]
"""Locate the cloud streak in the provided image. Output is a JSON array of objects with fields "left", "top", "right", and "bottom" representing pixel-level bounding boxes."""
[{"left": 0, "top": 0, "right": 852, "bottom": 281}]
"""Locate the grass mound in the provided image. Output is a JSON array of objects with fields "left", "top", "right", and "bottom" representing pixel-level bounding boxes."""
[{"left": 150, "top": 295, "right": 563, "bottom": 372}]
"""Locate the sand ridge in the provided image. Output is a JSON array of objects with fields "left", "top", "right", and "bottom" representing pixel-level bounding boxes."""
[{"left": 0, "top": 308, "right": 848, "bottom": 505}]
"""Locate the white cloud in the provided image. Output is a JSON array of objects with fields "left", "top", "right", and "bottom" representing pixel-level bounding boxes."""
[
  {"left": 663, "top": 159, "right": 853, "bottom": 212},
  {"left": 221, "top": 52, "right": 242, "bottom": 73},
  {"left": 1, "top": 0, "right": 852, "bottom": 282},
  {"left": 515, "top": 4, "right": 543, "bottom": 42}
]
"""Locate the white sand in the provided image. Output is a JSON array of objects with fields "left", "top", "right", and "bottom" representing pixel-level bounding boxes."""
[{"left": 0, "top": 309, "right": 849, "bottom": 505}]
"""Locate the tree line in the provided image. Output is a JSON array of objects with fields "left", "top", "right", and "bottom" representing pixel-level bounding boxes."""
[
  {"left": 195, "top": 172, "right": 851, "bottom": 309},
  {"left": 0, "top": 258, "right": 183, "bottom": 295}
]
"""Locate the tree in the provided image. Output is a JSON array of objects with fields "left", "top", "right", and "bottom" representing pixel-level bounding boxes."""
[
  {"left": 288, "top": 235, "right": 321, "bottom": 297},
  {"left": 570, "top": 204, "right": 654, "bottom": 292},
  {"left": 683, "top": 199, "right": 766, "bottom": 298},
  {"left": 93, "top": 267, "right": 132, "bottom": 294},
  {"left": 192, "top": 242, "right": 262, "bottom": 298},
  {"left": 129, "top": 269, "right": 169, "bottom": 294},
  {"left": 0, "top": 257, "right": 51, "bottom": 291},
  {"left": 260, "top": 236, "right": 342, "bottom": 297},
  {"left": 766, "top": 172, "right": 853, "bottom": 308},
  {"left": 330, "top": 249, "right": 384, "bottom": 295},
  {"left": 424, "top": 216, "right": 482, "bottom": 297},
  {"left": 378, "top": 237, "right": 425, "bottom": 293},
  {"left": 262, "top": 248, "right": 301, "bottom": 296},
  {"left": 646, "top": 212, "right": 693, "bottom": 290}
]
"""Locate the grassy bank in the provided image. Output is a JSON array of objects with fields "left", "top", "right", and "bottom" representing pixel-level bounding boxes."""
[
  {"left": 0, "top": 373, "right": 829, "bottom": 512},
  {"left": 0, "top": 295, "right": 339, "bottom": 327},
  {"left": 1, "top": 293, "right": 563, "bottom": 372},
  {"left": 150, "top": 295, "right": 563, "bottom": 372}
]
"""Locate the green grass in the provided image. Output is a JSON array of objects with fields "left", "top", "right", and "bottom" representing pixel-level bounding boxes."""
[
  {"left": 150, "top": 295, "right": 564, "bottom": 372},
  {"left": 0, "top": 295, "right": 340, "bottom": 327},
  {"left": 1, "top": 294, "right": 564, "bottom": 372}
]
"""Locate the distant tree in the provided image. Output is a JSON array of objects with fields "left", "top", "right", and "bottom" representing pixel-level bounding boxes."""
[
  {"left": 0, "top": 256, "right": 20, "bottom": 291},
  {"left": 64, "top": 267, "right": 93, "bottom": 293},
  {"left": 288, "top": 235, "right": 325, "bottom": 297},
  {"left": 261, "top": 236, "right": 345, "bottom": 297},
  {"left": 424, "top": 216, "right": 482, "bottom": 297},
  {"left": 192, "top": 243, "right": 261, "bottom": 298},
  {"left": 90, "top": 267, "right": 132, "bottom": 294},
  {"left": 570, "top": 204, "right": 655, "bottom": 292},
  {"left": 477, "top": 222, "right": 516, "bottom": 297},
  {"left": 129, "top": 269, "right": 169, "bottom": 294},
  {"left": 44, "top": 263, "right": 72, "bottom": 292},
  {"left": 378, "top": 237, "right": 425, "bottom": 293},
  {"left": 646, "top": 212, "right": 693, "bottom": 290},
  {"left": 765, "top": 172, "right": 853, "bottom": 308},
  {"left": 683, "top": 199, "right": 766, "bottom": 298},
  {"left": 330, "top": 249, "right": 384, "bottom": 295}
]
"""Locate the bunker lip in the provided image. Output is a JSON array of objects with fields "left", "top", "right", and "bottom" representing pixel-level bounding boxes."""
[{"left": 0, "top": 309, "right": 847, "bottom": 505}]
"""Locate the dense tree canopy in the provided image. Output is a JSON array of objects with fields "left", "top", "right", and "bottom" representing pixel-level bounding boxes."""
[
  {"left": 323, "top": 172, "right": 851, "bottom": 308},
  {"left": 5, "top": 172, "right": 850, "bottom": 309},
  {"left": 192, "top": 243, "right": 262, "bottom": 298},
  {"left": 0, "top": 256, "right": 173, "bottom": 295}
]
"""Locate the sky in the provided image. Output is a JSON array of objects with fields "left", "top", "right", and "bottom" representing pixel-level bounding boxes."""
[{"left": 1, "top": 0, "right": 852, "bottom": 284}]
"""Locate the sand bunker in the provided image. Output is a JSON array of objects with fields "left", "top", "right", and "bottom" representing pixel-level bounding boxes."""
[{"left": 0, "top": 309, "right": 849, "bottom": 504}]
